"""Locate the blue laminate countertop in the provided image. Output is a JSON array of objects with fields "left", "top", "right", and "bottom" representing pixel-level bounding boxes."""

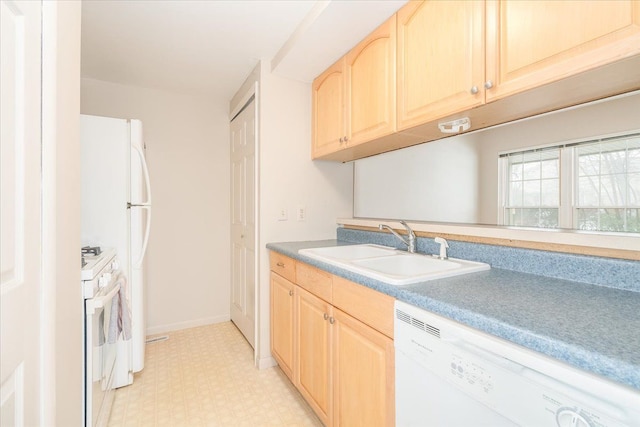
[{"left": 266, "top": 239, "right": 640, "bottom": 391}]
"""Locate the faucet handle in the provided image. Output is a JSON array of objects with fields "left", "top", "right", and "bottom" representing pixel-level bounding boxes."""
[{"left": 434, "top": 237, "right": 449, "bottom": 259}]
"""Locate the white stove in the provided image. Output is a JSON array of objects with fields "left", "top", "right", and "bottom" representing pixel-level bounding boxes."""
[
  {"left": 82, "top": 248, "right": 116, "bottom": 280},
  {"left": 82, "top": 246, "right": 122, "bottom": 427}
]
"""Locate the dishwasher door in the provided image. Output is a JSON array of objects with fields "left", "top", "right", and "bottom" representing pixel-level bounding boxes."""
[{"left": 396, "top": 348, "right": 516, "bottom": 426}]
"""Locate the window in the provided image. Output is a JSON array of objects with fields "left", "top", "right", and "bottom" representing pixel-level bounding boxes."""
[
  {"left": 500, "top": 133, "right": 640, "bottom": 233},
  {"left": 575, "top": 136, "right": 640, "bottom": 232},
  {"left": 503, "top": 148, "right": 560, "bottom": 228}
]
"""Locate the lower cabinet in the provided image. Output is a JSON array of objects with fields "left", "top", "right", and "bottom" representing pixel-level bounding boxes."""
[
  {"left": 332, "top": 308, "right": 394, "bottom": 427},
  {"left": 270, "top": 253, "right": 395, "bottom": 427},
  {"left": 270, "top": 272, "right": 295, "bottom": 381},
  {"left": 297, "top": 286, "right": 333, "bottom": 425}
]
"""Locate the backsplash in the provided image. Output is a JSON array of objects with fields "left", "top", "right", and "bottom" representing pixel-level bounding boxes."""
[{"left": 337, "top": 228, "right": 640, "bottom": 292}]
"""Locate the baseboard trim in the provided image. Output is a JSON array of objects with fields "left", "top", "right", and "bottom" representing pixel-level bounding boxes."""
[
  {"left": 257, "top": 355, "right": 277, "bottom": 370},
  {"left": 146, "top": 314, "right": 230, "bottom": 336}
]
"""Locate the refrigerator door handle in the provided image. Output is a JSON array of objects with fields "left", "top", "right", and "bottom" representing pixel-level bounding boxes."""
[
  {"left": 134, "top": 205, "right": 151, "bottom": 269},
  {"left": 132, "top": 142, "right": 151, "bottom": 205}
]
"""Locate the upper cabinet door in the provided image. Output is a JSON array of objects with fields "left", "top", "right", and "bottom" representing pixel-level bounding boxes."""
[
  {"left": 346, "top": 15, "right": 397, "bottom": 146},
  {"left": 312, "top": 58, "right": 346, "bottom": 159},
  {"left": 486, "top": 0, "right": 640, "bottom": 102},
  {"left": 397, "top": 0, "right": 485, "bottom": 131}
]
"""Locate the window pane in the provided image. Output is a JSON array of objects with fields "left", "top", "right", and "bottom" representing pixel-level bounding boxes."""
[
  {"left": 505, "top": 208, "right": 558, "bottom": 228},
  {"left": 523, "top": 161, "right": 540, "bottom": 180},
  {"left": 539, "top": 208, "right": 558, "bottom": 228},
  {"left": 541, "top": 159, "right": 559, "bottom": 179},
  {"left": 628, "top": 148, "right": 640, "bottom": 173},
  {"left": 599, "top": 174, "right": 625, "bottom": 206},
  {"left": 510, "top": 163, "right": 523, "bottom": 180},
  {"left": 577, "top": 208, "right": 638, "bottom": 232},
  {"left": 600, "top": 150, "right": 626, "bottom": 174},
  {"left": 579, "top": 153, "right": 599, "bottom": 176},
  {"left": 509, "top": 182, "right": 523, "bottom": 206},
  {"left": 577, "top": 208, "right": 599, "bottom": 231},
  {"left": 599, "top": 208, "right": 626, "bottom": 231},
  {"left": 627, "top": 209, "right": 640, "bottom": 232},
  {"left": 541, "top": 178, "right": 559, "bottom": 206},
  {"left": 629, "top": 173, "right": 640, "bottom": 205},
  {"left": 523, "top": 181, "right": 540, "bottom": 206},
  {"left": 578, "top": 176, "right": 599, "bottom": 206}
]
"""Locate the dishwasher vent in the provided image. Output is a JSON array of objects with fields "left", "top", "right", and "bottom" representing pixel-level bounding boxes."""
[{"left": 396, "top": 308, "right": 440, "bottom": 338}]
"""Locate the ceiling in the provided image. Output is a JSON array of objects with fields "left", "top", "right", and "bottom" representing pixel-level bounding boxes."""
[{"left": 81, "top": 0, "right": 408, "bottom": 102}]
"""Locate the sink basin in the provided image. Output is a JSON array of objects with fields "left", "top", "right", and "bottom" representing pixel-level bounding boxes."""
[
  {"left": 299, "top": 244, "right": 398, "bottom": 261},
  {"left": 298, "top": 244, "right": 490, "bottom": 285}
]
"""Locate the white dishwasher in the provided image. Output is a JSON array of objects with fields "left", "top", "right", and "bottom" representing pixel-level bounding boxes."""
[{"left": 395, "top": 301, "right": 640, "bottom": 427}]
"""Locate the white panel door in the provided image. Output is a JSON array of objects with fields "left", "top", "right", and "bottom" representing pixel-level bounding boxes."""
[
  {"left": 230, "top": 98, "right": 256, "bottom": 348},
  {"left": 0, "top": 1, "right": 43, "bottom": 425}
]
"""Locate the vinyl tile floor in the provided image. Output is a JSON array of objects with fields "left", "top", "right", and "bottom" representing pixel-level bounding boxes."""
[{"left": 107, "top": 322, "right": 323, "bottom": 427}]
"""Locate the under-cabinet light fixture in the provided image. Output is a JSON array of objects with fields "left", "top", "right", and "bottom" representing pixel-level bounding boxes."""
[{"left": 438, "top": 117, "right": 471, "bottom": 134}]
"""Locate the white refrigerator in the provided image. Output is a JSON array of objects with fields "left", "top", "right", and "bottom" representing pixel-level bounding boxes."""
[{"left": 80, "top": 114, "right": 151, "bottom": 388}]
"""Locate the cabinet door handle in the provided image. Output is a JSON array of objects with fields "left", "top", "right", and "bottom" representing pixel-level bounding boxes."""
[
  {"left": 276, "top": 262, "right": 285, "bottom": 267},
  {"left": 470, "top": 85, "right": 479, "bottom": 95},
  {"left": 288, "top": 290, "right": 293, "bottom": 296},
  {"left": 344, "top": 136, "right": 349, "bottom": 142},
  {"left": 484, "top": 80, "right": 494, "bottom": 90},
  {"left": 323, "top": 313, "right": 329, "bottom": 320},
  {"left": 339, "top": 137, "right": 344, "bottom": 143},
  {"left": 329, "top": 317, "right": 335, "bottom": 324}
]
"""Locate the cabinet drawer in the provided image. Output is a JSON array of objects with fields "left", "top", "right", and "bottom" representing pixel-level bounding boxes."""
[
  {"left": 332, "top": 276, "right": 394, "bottom": 339},
  {"left": 270, "top": 252, "right": 296, "bottom": 283},
  {"left": 296, "top": 262, "right": 332, "bottom": 303}
]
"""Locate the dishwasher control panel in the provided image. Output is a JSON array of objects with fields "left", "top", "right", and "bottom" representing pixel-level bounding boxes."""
[{"left": 450, "top": 354, "right": 494, "bottom": 394}]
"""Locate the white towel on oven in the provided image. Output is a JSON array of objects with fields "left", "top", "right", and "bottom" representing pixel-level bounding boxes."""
[
  {"left": 108, "top": 289, "right": 120, "bottom": 344},
  {"left": 108, "top": 273, "right": 132, "bottom": 344}
]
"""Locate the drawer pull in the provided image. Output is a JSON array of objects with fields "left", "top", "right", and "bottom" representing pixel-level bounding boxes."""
[{"left": 276, "top": 262, "right": 285, "bottom": 267}]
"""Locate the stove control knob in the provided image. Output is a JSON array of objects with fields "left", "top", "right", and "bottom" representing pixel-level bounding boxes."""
[
  {"left": 98, "top": 275, "right": 108, "bottom": 288},
  {"left": 111, "top": 259, "right": 120, "bottom": 270}
]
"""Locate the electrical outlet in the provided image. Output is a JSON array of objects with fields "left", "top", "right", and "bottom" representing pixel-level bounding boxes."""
[
  {"left": 297, "top": 206, "right": 306, "bottom": 221},
  {"left": 278, "top": 207, "right": 288, "bottom": 221}
]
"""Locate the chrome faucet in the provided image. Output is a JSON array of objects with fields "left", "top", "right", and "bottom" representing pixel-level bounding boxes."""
[{"left": 379, "top": 221, "right": 417, "bottom": 253}]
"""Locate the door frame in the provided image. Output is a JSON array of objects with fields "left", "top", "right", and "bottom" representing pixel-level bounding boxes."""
[{"left": 229, "top": 81, "right": 260, "bottom": 364}]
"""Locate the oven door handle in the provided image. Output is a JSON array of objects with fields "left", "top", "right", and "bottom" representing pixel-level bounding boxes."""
[{"left": 86, "top": 282, "right": 121, "bottom": 315}]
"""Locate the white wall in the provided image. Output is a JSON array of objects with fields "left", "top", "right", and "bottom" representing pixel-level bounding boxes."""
[
  {"left": 231, "top": 61, "right": 354, "bottom": 367},
  {"left": 354, "top": 134, "right": 480, "bottom": 222},
  {"left": 81, "top": 78, "right": 231, "bottom": 334},
  {"left": 41, "top": 1, "right": 82, "bottom": 424}
]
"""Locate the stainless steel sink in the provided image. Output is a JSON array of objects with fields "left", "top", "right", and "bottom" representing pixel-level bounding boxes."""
[{"left": 298, "top": 244, "right": 490, "bottom": 285}]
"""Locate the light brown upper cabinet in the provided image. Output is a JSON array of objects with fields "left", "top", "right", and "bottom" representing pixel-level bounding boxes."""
[
  {"left": 397, "top": 0, "right": 485, "bottom": 130},
  {"left": 312, "top": 15, "right": 397, "bottom": 159},
  {"left": 346, "top": 15, "right": 397, "bottom": 146},
  {"left": 312, "top": 0, "right": 640, "bottom": 162},
  {"left": 486, "top": 0, "right": 640, "bottom": 102},
  {"left": 312, "top": 58, "right": 346, "bottom": 159}
]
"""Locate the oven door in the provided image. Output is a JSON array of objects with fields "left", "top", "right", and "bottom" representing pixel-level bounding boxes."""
[{"left": 85, "top": 280, "right": 120, "bottom": 427}]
